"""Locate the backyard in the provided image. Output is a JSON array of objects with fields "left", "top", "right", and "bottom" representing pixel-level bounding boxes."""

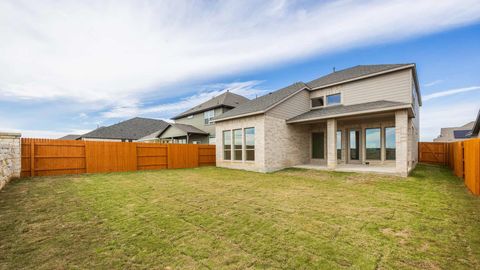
[{"left": 0, "top": 164, "right": 479, "bottom": 269}]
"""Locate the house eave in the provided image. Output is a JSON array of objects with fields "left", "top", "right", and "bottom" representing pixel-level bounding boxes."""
[
  {"left": 213, "top": 111, "right": 266, "bottom": 123},
  {"left": 214, "top": 87, "right": 310, "bottom": 123},
  {"left": 171, "top": 105, "right": 228, "bottom": 120},
  {"left": 286, "top": 105, "right": 413, "bottom": 124},
  {"left": 309, "top": 64, "right": 416, "bottom": 91}
]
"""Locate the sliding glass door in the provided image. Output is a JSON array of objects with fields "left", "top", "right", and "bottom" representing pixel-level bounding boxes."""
[{"left": 348, "top": 129, "right": 361, "bottom": 163}]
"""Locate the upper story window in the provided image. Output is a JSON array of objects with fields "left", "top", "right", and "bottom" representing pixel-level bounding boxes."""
[
  {"left": 326, "top": 93, "right": 341, "bottom": 105},
  {"left": 311, "top": 97, "right": 324, "bottom": 108},
  {"left": 204, "top": 110, "right": 215, "bottom": 125}
]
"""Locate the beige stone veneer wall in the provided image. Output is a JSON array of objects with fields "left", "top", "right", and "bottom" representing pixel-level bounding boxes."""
[
  {"left": 263, "top": 115, "right": 310, "bottom": 172},
  {"left": 0, "top": 132, "right": 21, "bottom": 190}
]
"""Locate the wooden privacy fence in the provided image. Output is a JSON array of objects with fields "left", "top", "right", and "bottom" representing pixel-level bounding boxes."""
[
  {"left": 21, "top": 138, "right": 216, "bottom": 177},
  {"left": 419, "top": 139, "right": 480, "bottom": 195},
  {"left": 418, "top": 142, "right": 449, "bottom": 165}
]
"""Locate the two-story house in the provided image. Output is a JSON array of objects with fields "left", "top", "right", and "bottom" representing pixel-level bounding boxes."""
[
  {"left": 214, "top": 64, "right": 421, "bottom": 177},
  {"left": 141, "top": 91, "right": 249, "bottom": 144}
]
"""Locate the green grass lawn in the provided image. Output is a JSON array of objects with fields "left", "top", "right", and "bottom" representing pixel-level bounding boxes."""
[{"left": 1, "top": 164, "right": 479, "bottom": 269}]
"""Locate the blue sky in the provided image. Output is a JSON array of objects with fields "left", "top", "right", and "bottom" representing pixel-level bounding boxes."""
[{"left": 1, "top": 0, "right": 479, "bottom": 141}]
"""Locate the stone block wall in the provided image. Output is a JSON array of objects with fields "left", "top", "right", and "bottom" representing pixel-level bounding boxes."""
[
  {"left": 264, "top": 115, "right": 310, "bottom": 171},
  {"left": 0, "top": 132, "right": 21, "bottom": 190}
]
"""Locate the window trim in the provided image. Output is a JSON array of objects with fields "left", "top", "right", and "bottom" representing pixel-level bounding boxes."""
[
  {"left": 326, "top": 93, "right": 342, "bottom": 106},
  {"left": 364, "top": 127, "right": 382, "bottom": 161},
  {"left": 384, "top": 127, "right": 396, "bottom": 161},
  {"left": 223, "top": 130, "right": 232, "bottom": 160},
  {"left": 204, "top": 109, "right": 215, "bottom": 125},
  {"left": 244, "top": 127, "right": 255, "bottom": 161},
  {"left": 311, "top": 97, "right": 325, "bottom": 108},
  {"left": 233, "top": 129, "right": 243, "bottom": 161}
]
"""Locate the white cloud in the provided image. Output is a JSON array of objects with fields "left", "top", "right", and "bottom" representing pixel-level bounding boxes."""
[
  {"left": 420, "top": 102, "right": 479, "bottom": 141},
  {"left": 102, "top": 80, "right": 266, "bottom": 119},
  {"left": 1, "top": 0, "right": 480, "bottom": 105},
  {"left": 423, "top": 80, "right": 443, "bottom": 87},
  {"left": 423, "top": 86, "right": 480, "bottom": 101}
]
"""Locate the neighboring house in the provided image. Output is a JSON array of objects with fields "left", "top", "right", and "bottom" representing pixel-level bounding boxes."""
[
  {"left": 58, "top": 134, "right": 81, "bottom": 140},
  {"left": 214, "top": 64, "right": 421, "bottom": 176},
  {"left": 470, "top": 109, "right": 480, "bottom": 138},
  {"left": 79, "top": 117, "right": 169, "bottom": 142},
  {"left": 141, "top": 91, "right": 249, "bottom": 144},
  {"left": 433, "top": 121, "right": 475, "bottom": 142}
]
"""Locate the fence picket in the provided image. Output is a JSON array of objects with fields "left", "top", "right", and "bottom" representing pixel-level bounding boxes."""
[
  {"left": 419, "top": 139, "right": 480, "bottom": 196},
  {"left": 21, "top": 138, "right": 215, "bottom": 177}
]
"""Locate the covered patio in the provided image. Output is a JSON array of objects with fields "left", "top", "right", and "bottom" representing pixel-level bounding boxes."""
[
  {"left": 293, "top": 163, "right": 397, "bottom": 175},
  {"left": 285, "top": 101, "right": 416, "bottom": 176}
]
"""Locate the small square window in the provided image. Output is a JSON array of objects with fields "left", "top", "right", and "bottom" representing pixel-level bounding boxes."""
[{"left": 311, "top": 97, "right": 324, "bottom": 108}]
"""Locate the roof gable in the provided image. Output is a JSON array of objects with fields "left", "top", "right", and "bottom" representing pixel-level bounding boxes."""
[
  {"left": 172, "top": 91, "right": 249, "bottom": 120},
  {"left": 214, "top": 82, "right": 309, "bottom": 121}
]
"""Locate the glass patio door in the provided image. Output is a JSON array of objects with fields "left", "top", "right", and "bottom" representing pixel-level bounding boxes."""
[
  {"left": 348, "top": 129, "right": 361, "bottom": 163},
  {"left": 311, "top": 132, "right": 325, "bottom": 159}
]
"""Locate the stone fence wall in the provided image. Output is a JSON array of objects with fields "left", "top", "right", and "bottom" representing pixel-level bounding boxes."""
[{"left": 0, "top": 132, "right": 21, "bottom": 190}]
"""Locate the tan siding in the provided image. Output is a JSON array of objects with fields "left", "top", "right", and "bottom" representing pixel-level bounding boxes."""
[
  {"left": 175, "top": 107, "right": 223, "bottom": 135},
  {"left": 310, "top": 69, "right": 413, "bottom": 105},
  {"left": 159, "top": 126, "right": 186, "bottom": 138},
  {"left": 266, "top": 90, "right": 310, "bottom": 119}
]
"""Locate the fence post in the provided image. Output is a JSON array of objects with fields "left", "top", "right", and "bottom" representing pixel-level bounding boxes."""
[
  {"left": 167, "top": 144, "right": 171, "bottom": 169},
  {"left": 30, "top": 140, "right": 35, "bottom": 177},
  {"left": 84, "top": 141, "right": 88, "bottom": 173}
]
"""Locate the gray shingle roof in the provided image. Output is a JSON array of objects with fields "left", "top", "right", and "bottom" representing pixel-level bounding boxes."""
[
  {"left": 214, "top": 82, "right": 309, "bottom": 121},
  {"left": 80, "top": 117, "right": 170, "bottom": 140},
  {"left": 170, "top": 123, "right": 208, "bottom": 134},
  {"left": 58, "top": 134, "right": 81, "bottom": 140},
  {"left": 287, "top": 101, "right": 410, "bottom": 123},
  {"left": 172, "top": 91, "right": 249, "bottom": 120},
  {"left": 140, "top": 123, "right": 208, "bottom": 141},
  {"left": 214, "top": 64, "right": 416, "bottom": 122},
  {"left": 307, "top": 64, "right": 413, "bottom": 89}
]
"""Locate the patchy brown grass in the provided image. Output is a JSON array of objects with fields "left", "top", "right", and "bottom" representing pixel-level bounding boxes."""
[{"left": 0, "top": 164, "right": 479, "bottom": 269}]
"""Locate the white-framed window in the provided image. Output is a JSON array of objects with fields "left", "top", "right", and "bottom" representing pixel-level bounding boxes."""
[
  {"left": 326, "top": 93, "right": 341, "bottom": 105},
  {"left": 233, "top": 129, "right": 242, "bottom": 160},
  {"left": 204, "top": 110, "right": 215, "bottom": 125},
  {"left": 223, "top": 131, "right": 231, "bottom": 160},
  {"left": 365, "top": 128, "right": 381, "bottom": 160},
  {"left": 385, "top": 127, "right": 396, "bottom": 160},
  {"left": 336, "top": 130, "right": 342, "bottom": 160},
  {"left": 244, "top": 128, "right": 255, "bottom": 161},
  {"left": 187, "top": 115, "right": 194, "bottom": 119}
]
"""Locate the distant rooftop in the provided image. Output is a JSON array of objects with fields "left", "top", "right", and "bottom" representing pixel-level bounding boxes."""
[
  {"left": 172, "top": 91, "right": 249, "bottom": 120},
  {"left": 80, "top": 117, "right": 170, "bottom": 140}
]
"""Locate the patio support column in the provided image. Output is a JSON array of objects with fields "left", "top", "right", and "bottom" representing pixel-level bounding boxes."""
[
  {"left": 395, "top": 109, "right": 409, "bottom": 177},
  {"left": 327, "top": 119, "right": 337, "bottom": 169}
]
